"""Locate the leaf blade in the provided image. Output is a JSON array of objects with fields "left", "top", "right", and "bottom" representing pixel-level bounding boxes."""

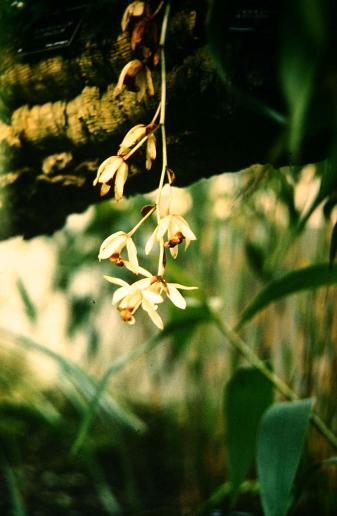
[
  {"left": 236, "top": 264, "right": 337, "bottom": 329},
  {"left": 257, "top": 399, "right": 313, "bottom": 516},
  {"left": 225, "top": 367, "right": 274, "bottom": 495}
]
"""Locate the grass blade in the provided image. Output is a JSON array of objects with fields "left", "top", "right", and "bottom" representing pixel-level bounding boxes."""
[{"left": 236, "top": 264, "right": 337, "bottom": 329}]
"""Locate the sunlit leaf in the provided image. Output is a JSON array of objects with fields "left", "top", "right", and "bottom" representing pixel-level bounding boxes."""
[
  {"left": 236, "top": 264, "right": 337, "bottom": 329},
  {"left": 257, "top": 399, "right": 313, "bottom": 516},
  {"left": 225, "top": 367, "right": 273, "bottom": 496},
  {"left": 0, "top": 329, "right": 144, "bottom": 438}
]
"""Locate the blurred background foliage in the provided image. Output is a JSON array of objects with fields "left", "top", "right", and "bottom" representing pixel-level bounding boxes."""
[{"left": 1, "top": 162, "right": 337, "bottom": 514}]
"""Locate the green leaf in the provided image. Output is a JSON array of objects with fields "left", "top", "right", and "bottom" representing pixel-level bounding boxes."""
[
  {"left": 0, "top": 448, "right": 27, "bottom": 516},
  {"left": 329, "top": 223, "right": 337, "bottom": 268},
  {"left": 257, "top": 399, "right": 313, "bottom": 516},
  {"left": 16, "top": 278, "right": 37, "bottom": 323},
  {"left": 236, "top": 264, "right": 337, "bottom": 329},
  {"left": 322, "top": 457, "right": 337, "bottom": 466},
  {"left": 225, "top": 367, "right": 274, "bottom": 495},
  {"left": 72, "top": 304, "right": 211, "bottom": 453}
]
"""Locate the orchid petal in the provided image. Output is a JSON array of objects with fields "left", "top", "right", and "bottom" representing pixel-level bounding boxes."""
[
  {"left": 145, "top": 228, "right": 157, "bottom": 255},
  {"left": 98, "top": 156, "right": 123, "bottom": 183},
  {"left": 114, "top": 161, "right": 128, "bottom": 201},
  {"left": 103, "top": 275, "right": 129, "bottom": 287},
  {"left": 175, "top": 215, "right": 197, "bottom": 240},
  {"left": 126, "top": 237, "right": 138, "bottom": 269},
  {"left": 166, "top": 285, "right": 186, "bottom": 309},
  {"left": 99, "top": 232, "right": 127, "bottom": 260},
  {"left": 170, "top": 246, "right": 178, "bottom": 259},
  {"left": 142, "top": 300, "right": 164, "bottom": 329},
  {"left": 143, "top": 289, "right": 163, "bottom": 305},
  {"left": 156, "top": 216, "right": 170, "bottom": 239},
  {"left": 168, "top": 283, "right": 198, "bottom": 290},
  {"left": 100, "top": 183, "right": 111, "bottom": 197},
  {"left": 112, "top": 286, "right": 133, "bottom": 305},
  {"left": 131, "top": 277, "right": 152, "bottom": 290},
  {"left": 136, "top": 265, "right": 153, "bottom": 278}
]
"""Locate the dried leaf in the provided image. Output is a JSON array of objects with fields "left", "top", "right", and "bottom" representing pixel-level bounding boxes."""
[
  {"left": 131, "top": 19, "right": 146, "bottom": 50},
  {"left": 145, "top": 66, "right": 155, "bottom": 96},
  {"left": 114, "top": 60, "right": 143, "bottom": 96},
  {"left": 121, "top": 1, "right": 145, "bottom": 32},
  {"left": 167, "top": 168, "right": 176, "bottom": 185}
]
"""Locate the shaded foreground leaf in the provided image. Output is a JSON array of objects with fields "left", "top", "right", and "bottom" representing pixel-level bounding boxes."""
[
  {"left": 257, "top": 399, "right": 313, "bottom": 516},
  {"left": 225, "top": 367, "right": 273, "bottom": 496},
  {"left": 329, "top": 222, "right": 337, "bottom": 267},
  {"left": 236, "top": 264, "right": 337, "bottom": 329}
]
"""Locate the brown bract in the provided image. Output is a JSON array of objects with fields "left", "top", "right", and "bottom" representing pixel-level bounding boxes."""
[{"left": 114, "top": 60, "right": 154, "bottom": 101}]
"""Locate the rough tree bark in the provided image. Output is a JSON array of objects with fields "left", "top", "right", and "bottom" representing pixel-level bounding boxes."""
[{"left": 0, "top": 1, "right": 334, "bottom": 240}]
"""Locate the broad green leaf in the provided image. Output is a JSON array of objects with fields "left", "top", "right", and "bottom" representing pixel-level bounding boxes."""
[
  {"left": 257, "top": 399, "right": 313, "bottom": 516},
  {"left": 225, "top": 367, "right": 273, "bottom": 495},
  {"left": 236, "top": 264, "right": 337, "bottom": 329}
]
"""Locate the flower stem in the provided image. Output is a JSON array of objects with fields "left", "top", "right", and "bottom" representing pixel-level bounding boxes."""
[
  {"left": 128, "top": 205, "right": 156, "bottom": 237},
  {"left": 150, "top": 102, "right": 161, "bottom": 126},
  {"left": 155, "top": 2, "right": 171, "bottom": 274}
]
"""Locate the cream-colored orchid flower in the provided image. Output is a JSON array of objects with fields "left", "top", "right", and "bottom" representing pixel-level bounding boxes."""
[
  {"left": 104, "top": 275, "right": 164, "bottom": 329},
  {"left": 98, "top": 231, "right": 138, "bottom": 271},
  {"left": 128, "top": 268, "right": 198, "bottom": 310},
  {"left": 118, "top": 124, "right": 147, "bottom": 157},
  {"left": 145, "top": 214, "right": 196, "bottom": 258},
  {"left": 93, "top": 155, "right": 128, "bottom": 201},
  {"left": 158, "top": 279, "right": 198, "bottom": 309}
]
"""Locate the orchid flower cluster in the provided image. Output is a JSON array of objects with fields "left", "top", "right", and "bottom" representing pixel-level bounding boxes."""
[{"left": 92, "top": 1, "right": 197, "bottom": 330}]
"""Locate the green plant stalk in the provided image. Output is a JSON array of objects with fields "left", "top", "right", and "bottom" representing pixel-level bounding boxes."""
[
  {"left": 212, "top": 314, "right": 337, "bottom": 451},
  {"left": 156, "top": 1, "right": 170, "bottom": 275}
]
